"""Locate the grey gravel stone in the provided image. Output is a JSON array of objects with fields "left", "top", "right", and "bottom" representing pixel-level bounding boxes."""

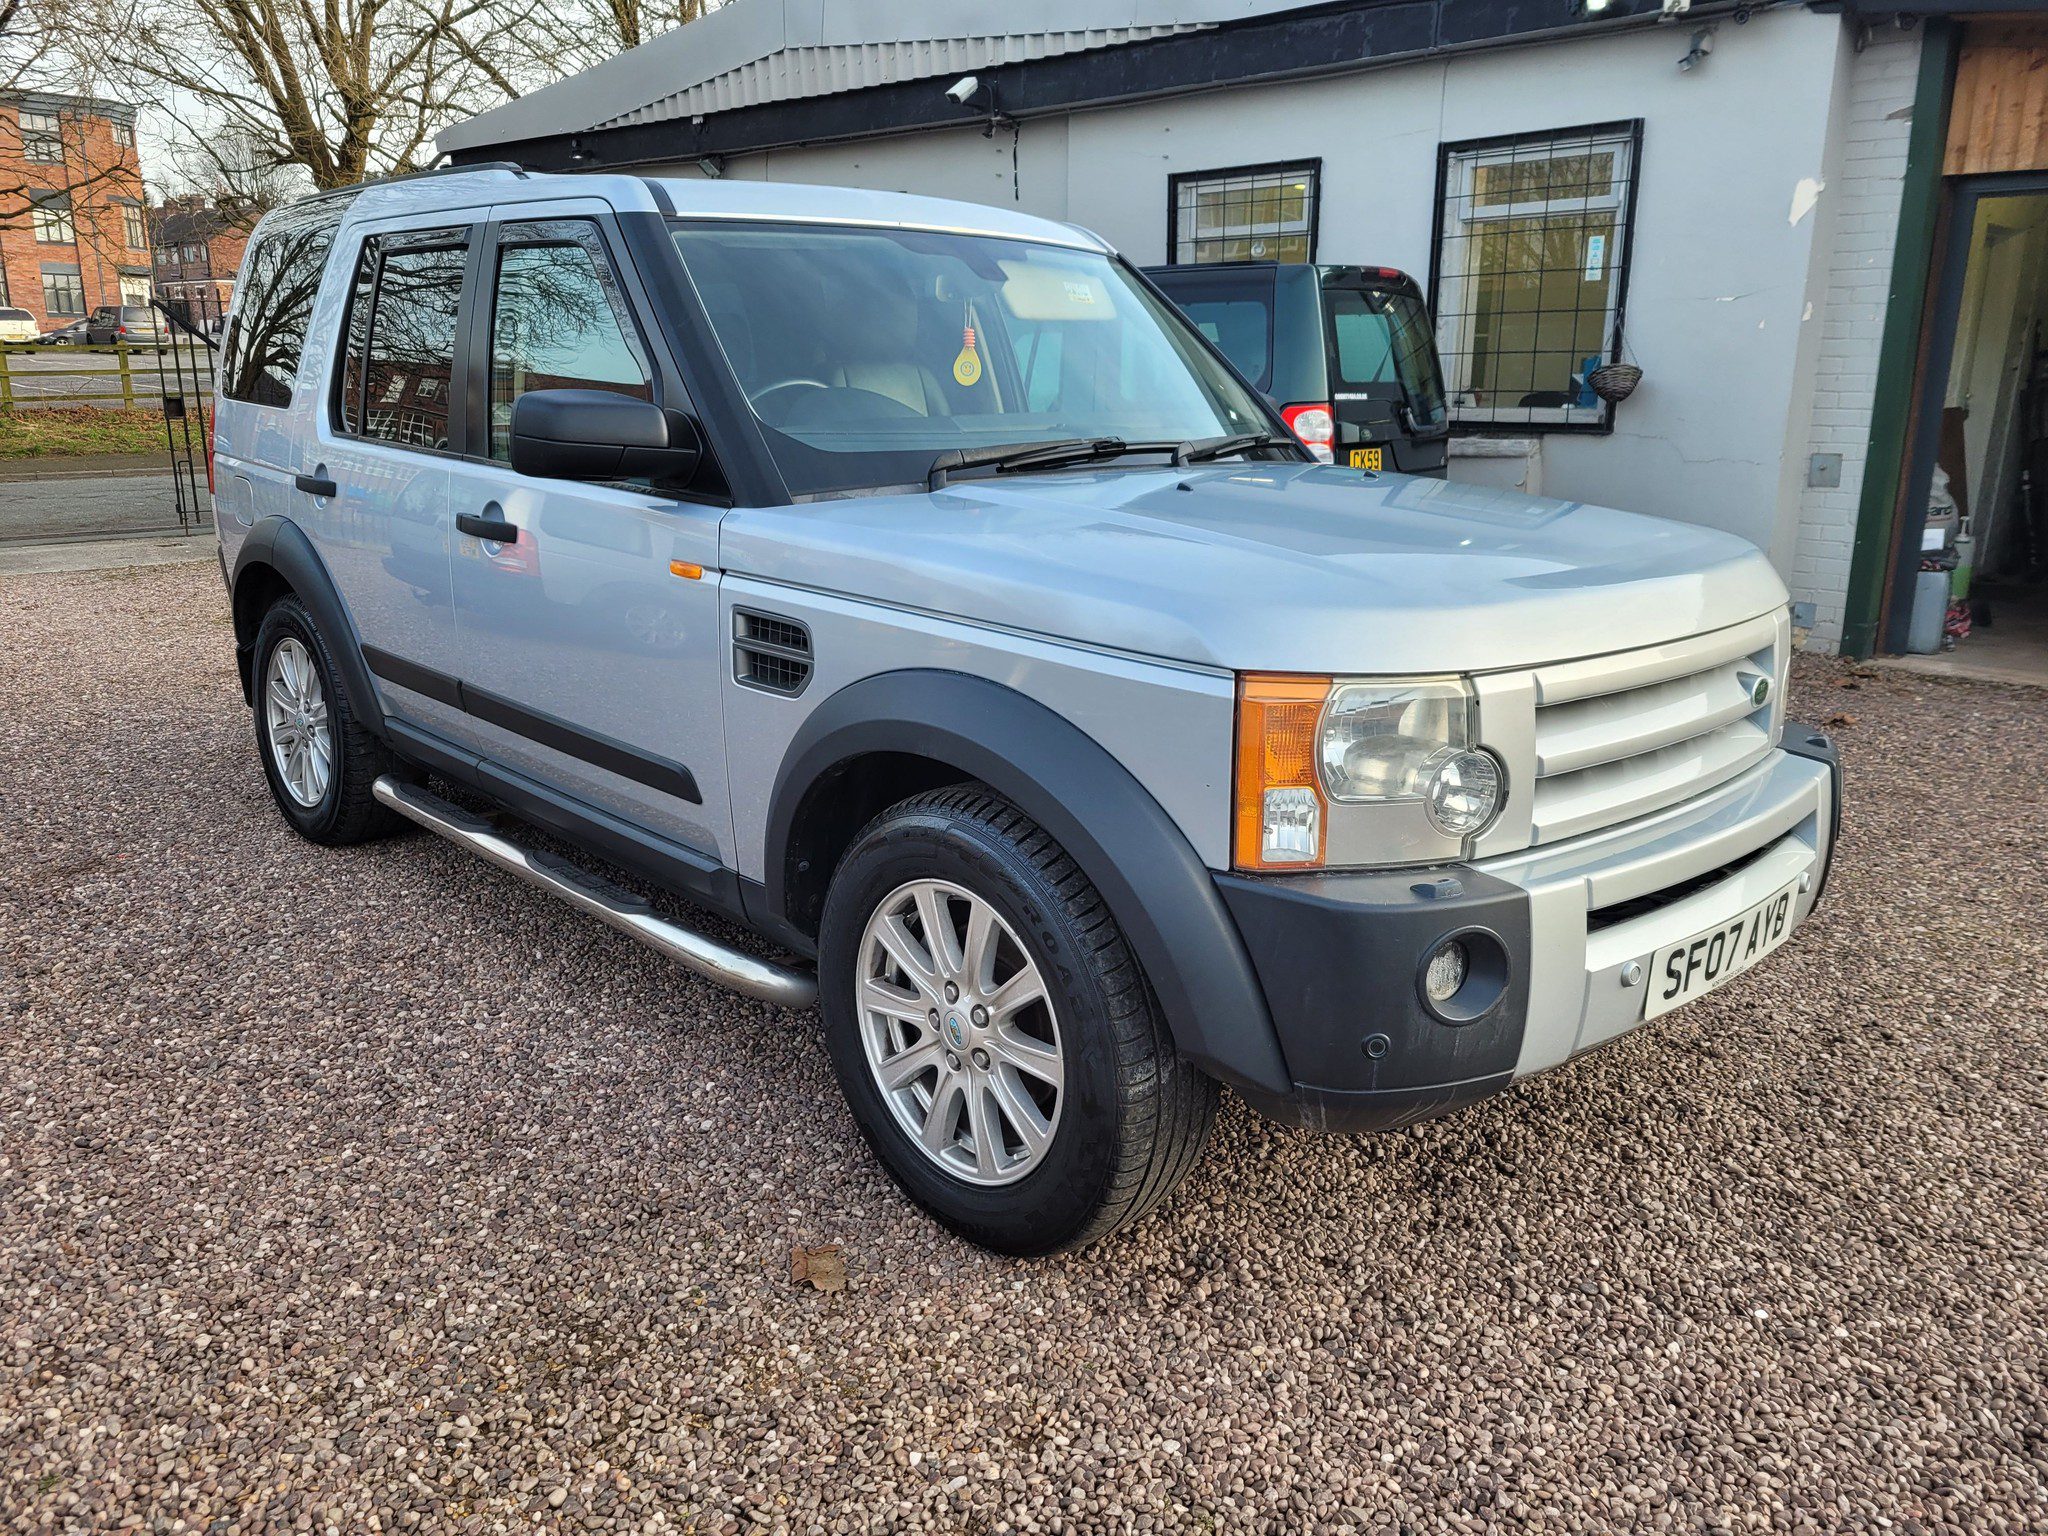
[{"left": 2, "top": 563, "right": 2045, "bottom": 1535}]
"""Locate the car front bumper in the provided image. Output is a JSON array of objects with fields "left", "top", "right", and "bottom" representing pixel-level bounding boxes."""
[{"left": 1217, "top": 727, "right": 1841, "bottom": 1133}]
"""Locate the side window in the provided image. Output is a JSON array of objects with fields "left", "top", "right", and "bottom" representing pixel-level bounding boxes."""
[
  {"left": 222, "top": 199, "right": 347, "bottom": 409},
  {"left": 488, "top": 222, "right": 651, "bottom": 461},
  {"left": 333, "top": 231, "right": 467, "bottom": 451}
]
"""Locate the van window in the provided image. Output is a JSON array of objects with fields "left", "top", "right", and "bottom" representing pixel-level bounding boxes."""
[
  {"left": 1327, "top": 285, "right": 1448, "bottom": 429},
  {"left": 222, "top": 199, "right": 348, "bottom": 409},
  {"left": 488, "top": 223, "right": 651, "bottom": 461}
]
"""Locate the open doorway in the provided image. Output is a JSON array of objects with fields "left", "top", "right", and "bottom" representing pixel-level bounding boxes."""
[{"left": 1889, "top": 178, "right": 2048, "bottom": 682}]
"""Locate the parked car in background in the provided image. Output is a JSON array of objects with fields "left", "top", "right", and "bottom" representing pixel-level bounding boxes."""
[
  {"left": 87, "top": 304, "right": 168, "bottom": 346},
  {"left": 1144, "top": 262, "right": 1451, "bottom": 476},
  {"left": 216, "top": 170, "right": 1839, "bottom": 1256},
  {"left": 0, "top": 307, "right": 41, "bottom": 343},
  {"left": 35, "top": 319, "right": 90, "bottom": 346}
]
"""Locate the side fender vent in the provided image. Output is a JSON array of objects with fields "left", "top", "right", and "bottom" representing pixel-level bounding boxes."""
[{"left": 734, "top": 608, "right": 813, "bottom": 696}]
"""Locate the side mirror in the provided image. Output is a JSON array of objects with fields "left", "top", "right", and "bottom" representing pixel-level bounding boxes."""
[{"left": 509, "top": 389, "right": 703, "bottom": 484}]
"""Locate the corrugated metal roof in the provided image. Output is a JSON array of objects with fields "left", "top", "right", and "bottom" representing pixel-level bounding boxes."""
[
  {"left": 596, "top": 26, "right": 1205, "bottom": 127},
  {"left": 439, "top": 1, "right": 1322, "bottom": 155}
]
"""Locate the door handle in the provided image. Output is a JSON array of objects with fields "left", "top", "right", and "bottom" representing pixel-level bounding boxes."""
[
  {"left": 294, "top": 471, "right": 337, "bottom": 498},
  {"left": 456, "top": 509, "right": 520, "bottom": 542}
]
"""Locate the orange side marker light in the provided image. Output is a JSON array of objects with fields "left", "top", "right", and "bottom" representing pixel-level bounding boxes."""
[{"left": 669, "top": 560, "right": 704, "bottom": 580}]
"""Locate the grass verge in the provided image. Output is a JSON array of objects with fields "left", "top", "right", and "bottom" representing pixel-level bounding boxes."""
[{"left": 0, "top": 408, "right": 172, "bottom": 459}]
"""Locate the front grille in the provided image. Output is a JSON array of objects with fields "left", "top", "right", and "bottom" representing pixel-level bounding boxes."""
[
  {"left": 1525, "top": 612, "right": 1784, "bottom": 847},
  {"left": 734, "top": 608, "right": 813, "bottom": 696}
]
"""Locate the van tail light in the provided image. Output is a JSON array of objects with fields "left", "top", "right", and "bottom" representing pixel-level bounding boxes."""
[{"left": 1280, "top": 402, "right": 1335, "bottom": 463}]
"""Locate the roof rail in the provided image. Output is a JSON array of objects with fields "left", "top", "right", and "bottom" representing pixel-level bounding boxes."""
[
  {"left": 292, "top": 159, "right": 529, "bottom": 209},
  {"left": 363, "top": 159, "right": 528, "bottom": 187}
]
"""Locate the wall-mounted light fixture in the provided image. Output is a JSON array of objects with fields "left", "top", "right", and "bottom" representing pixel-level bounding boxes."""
[
  {"left": 697, "top": 155, "right": 725, "bottom": 178},
  {"left": 1678, "top": 26, "right": 1714, "bottom": 71}
]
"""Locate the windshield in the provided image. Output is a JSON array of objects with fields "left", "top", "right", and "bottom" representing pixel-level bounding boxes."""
[
  {"left": 670, "top": 221, "right": 1276, "bottom": 496},
  {"left": 1327, "top": 285, "right": 1448, "bottom": 429}
]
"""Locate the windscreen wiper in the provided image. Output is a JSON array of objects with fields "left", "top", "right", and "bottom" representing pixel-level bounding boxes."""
[
  {"left": 928, "top": 437, "right": 1185, "bottom": 490},
  {"left": 1175, "top": 432, "right": 1303, "bottom": 465}
]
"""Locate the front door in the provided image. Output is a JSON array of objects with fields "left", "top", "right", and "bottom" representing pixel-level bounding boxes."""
[{"left": 446, "top": 205, "right": 731, "bottom": 866}]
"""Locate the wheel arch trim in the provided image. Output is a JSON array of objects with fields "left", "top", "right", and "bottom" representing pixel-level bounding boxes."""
[
  {"left": 762, "top": 668, "right": 1291, "bottom": 1097},
  {"left": 230, "top": 515, "right": 386, "bottom": 733}
]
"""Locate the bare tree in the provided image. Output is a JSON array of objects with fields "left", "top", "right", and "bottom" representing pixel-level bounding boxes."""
[
  {"left": 484, "top": 0, "right": 723, "bottom": 87},
  {"left": 76, "top": 0, "right": 530, "bottom": 191}
]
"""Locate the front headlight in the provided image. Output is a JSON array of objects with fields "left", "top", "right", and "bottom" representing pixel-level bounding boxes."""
[{"left": 1235, "top": 674, "right": 1505, "bottom": 870}]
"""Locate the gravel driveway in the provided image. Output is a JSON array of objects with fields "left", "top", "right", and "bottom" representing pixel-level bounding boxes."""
[{"left": 3, "top": 563, "right": 2044, "bottom": 1535}]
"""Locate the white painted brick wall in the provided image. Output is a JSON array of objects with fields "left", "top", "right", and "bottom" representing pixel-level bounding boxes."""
[{"left": 1790, "top": 28, "right": 1922, "bottom": 650}]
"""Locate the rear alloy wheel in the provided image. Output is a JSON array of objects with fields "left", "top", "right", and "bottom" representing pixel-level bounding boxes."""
[
  {"left": 263, "top": 636, "right": 332, "bottom": 809},
  {"left": 820, "top": 786, "right": 1218, "bottom": 1255},
  {"left": 250, "top": 595, "right": 407, "bottom": 846}
]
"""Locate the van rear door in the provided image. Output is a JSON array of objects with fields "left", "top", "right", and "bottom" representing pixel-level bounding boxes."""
[{"left": 1321, "top": 271, "right": 1449, "bottom": 477}]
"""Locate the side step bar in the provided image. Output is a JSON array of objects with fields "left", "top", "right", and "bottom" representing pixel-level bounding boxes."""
[{"left": 372, "top": 776, "right": 818, "bottom": 1009}]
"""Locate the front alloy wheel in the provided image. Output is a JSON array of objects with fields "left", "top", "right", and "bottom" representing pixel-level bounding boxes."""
[
  {"left": 856, "top": 878, "right": 1065, "bottom": 1186},
  {"left": 819, "top": 786, "right": 1218, "bottom": 1255}
]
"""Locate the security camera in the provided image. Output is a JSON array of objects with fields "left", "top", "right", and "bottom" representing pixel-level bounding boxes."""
[{"left": 945, "top": 75, "right": 980, "bottom": 105}]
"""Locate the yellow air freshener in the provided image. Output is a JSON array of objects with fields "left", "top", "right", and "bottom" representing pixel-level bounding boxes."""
[{"left": 952, "top": 324, "right": 982, "bottom": 387}]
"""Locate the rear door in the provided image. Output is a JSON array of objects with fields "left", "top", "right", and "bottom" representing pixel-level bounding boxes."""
[
  {"left": 443, "top": 199, "right": 731, "bottom": 866},
  {"left": 1321, "top": 272, "right": 1451, "bottom": 477},
  {"left": 306, "top": 216, "right": 476, "bottom": 742}
]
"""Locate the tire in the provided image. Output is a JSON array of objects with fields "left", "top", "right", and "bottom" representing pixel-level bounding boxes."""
[
  {"left": 250, "top": 593, "right": 406, "bottom": 845},
  {"left": 818, "top": 785, "right": 1218, "bottom": 1255}
]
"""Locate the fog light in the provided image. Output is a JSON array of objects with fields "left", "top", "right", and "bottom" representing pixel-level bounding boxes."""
[
  {"left": 1423, "top": 940, "right": 1468, "bottom": 1004},
  {"left": 1424, "top": 749, "right": 1503, "bottom": 836}
]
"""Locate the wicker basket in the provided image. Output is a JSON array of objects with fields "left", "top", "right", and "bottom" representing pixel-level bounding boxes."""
[{"left": 1588, "top": 363, "right": 1643, "bottom": 403}]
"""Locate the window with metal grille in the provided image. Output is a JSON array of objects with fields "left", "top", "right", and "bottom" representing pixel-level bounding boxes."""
[
  {"left": 1431, "top": 122, "right": 1641, "bottom": 432},
  {"left": 1168, "top": 161, "right": 1319, "bottom": 266},
  {"left": 31, "top": 194, "right": 74, "bottom": 245},
  {"left": 19, "top": 109, "right": 61, "bottom": 164}
]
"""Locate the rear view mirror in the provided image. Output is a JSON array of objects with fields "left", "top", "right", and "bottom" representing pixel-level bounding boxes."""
[{"left": 509, "top": 389, "right": 703, "bottom": 484}]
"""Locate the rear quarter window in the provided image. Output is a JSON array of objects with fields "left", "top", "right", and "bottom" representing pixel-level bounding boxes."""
[{"left": 223, "top": 199, "right": 349, "bottom": 409}]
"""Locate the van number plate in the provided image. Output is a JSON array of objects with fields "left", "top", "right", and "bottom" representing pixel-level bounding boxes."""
[
  {"left": 1348, "top": 447, "right": 1383, "bottom": 471},
  {"left": 1642, "top": 881, "right": 1799, "bottom": 1020}
]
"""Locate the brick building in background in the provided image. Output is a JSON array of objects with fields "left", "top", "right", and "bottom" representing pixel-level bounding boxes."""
[
  {"left": 0, "top": 91, "right": 150, "bottom": 331},
  {"left": 150, "top": 196, "right": 252, "bottom": 327}
]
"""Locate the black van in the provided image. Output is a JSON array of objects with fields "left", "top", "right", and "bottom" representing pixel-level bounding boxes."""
[{"left": 1144, "top": 262, "right": 1450, "bottom": 477}]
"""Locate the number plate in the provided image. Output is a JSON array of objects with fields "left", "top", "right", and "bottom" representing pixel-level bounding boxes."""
[
  {"left": 1348, "top": 446, "right": 1383, "bottom": 471},
  {"left": 1642, "top": 881, "right": 1799, "bottom": 1020}
]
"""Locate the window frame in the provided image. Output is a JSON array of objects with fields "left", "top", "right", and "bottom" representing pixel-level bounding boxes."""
[
  {"left": 330, "top": 223, "right": 480, "bottom": 459},
  {"left": 19, "top": 109, "right": 62, "bottom": 164},
  {"left": 30, "top": 193, "right": 75, "bottom": 245},
  {"left": 1428, "top": 119, "right": 1643, "bottom": 436},
  {"left": 40, "top": 266, "right": 84, "bottom": 317},
  {"left": 1165, "top": 159, "right": 1322, "bottom": 267},
  {"left": 480, "top": 217, "right": 658, "bottom": 467}
]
